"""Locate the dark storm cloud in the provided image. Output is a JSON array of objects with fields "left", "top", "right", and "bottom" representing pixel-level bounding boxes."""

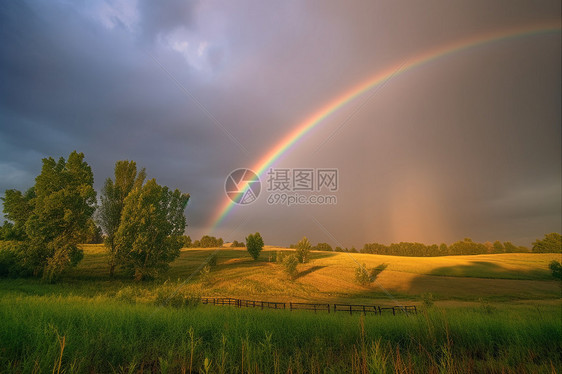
[{"left": 0, "top": 0, "right": 560, "bottom": 246}]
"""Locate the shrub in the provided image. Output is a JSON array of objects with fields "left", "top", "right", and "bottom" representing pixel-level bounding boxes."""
[
  {"left": 549, "top": 260, "right": 562, "bottom": 280},
  {"left": 422, "top": 292, "right": 434, "bottom": 308},
  {"left": 154, "top": 285, "right": 200, "bottom": 308},
  {"left": 0, "top": 241, "right": 28, "bottom": 277},
  {"left": 295, "top": 237, "right": 311, "bottom": 263},
  {"left": 199, "top": 265, "right": 213, "bottom": 287},
  {"left": 282, "top": 254, "right": 299, "bottom": 280},
  {"left": 354, "top": 263, "right": 371, "bottom": 286},
  {"left": 207, "top": 253, "right": 218, "bottom": 267},
  {"left": 276, "top": 250, "right": 286, "bottom": 264}
]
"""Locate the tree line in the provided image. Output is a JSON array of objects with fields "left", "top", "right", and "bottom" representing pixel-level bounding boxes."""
[
  {"left": 294, "top": 233, "right": 561, "bottom": 256},
  {"left": 0, "top": 152, "right": 189, "bottom": 281}
]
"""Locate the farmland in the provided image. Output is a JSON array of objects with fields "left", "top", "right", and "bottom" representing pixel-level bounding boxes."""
[{"left": 0, "top": 245, "right": 560, "bottom": 373}]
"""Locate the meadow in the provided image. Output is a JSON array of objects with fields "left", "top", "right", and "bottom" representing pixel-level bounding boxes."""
[{"left": 0, "top": 245, "right": 560, "bottom": 373}]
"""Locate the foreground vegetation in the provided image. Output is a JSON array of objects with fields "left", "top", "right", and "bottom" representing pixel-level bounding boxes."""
[
  {"left": 1, "top": 246, "right": 560, "bottom": 372},
  {"left": 1, "top": 294, "right": 560, "bottom": 373}
]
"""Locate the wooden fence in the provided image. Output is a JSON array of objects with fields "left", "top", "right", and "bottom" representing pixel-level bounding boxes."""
[{"left": 200, "top": 297, "right": 416, "bottom": 316}]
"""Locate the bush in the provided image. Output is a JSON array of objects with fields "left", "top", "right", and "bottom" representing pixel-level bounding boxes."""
[
  {"left": 276, "top": 250, "right": 286, "bottom": 264},
  {"left": 207, "top": 253, "right": 218, "bottom": 267},
  {"left": 282, "top": 254, "right": 299, "bottom": 280},
  {"left": 231, "top": 240, "right": 245, "bottom": 248},
  {"left": 199, "top": 265, "right": 213, "bottom": 287},
  {"left": 549, "top": 260, "right": 562, "bottom": 280},
  {"left": 422, "top": 293, "right": 434, "bottom": 308},
  {"left": 0, "top": 241, "right": 29, "bottom": 277},
  {"left": 354, "top": 263, "right": 371, "bottom": 286},
  {"left": 154, "top": 285, "right": 200, "bottom": 308},
  {"left": 295, "top": 237, "right": 311, "bottom": 263},
  {"left": 246, "top": 232, "right": 264, "bottom": 261}
]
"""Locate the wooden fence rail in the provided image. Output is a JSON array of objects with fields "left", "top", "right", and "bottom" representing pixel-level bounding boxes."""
[
  {"left": 289, "top": 302, "right": 330, "bottom": 313},
  {"left": 200, "top": 297, "right": 416, "bottom": 316}
]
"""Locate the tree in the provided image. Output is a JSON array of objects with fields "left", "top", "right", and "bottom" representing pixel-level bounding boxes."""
[
  {"left": 3, "top": 151, "right": 97, "bottom": 280},
  {"left": 295, "top": 236, "right": 311, "bottom": 263},
  {"left": 246, "top": 232, "right": 264, "bottom": 260},
  {"left": 532, "top": 233, "right": 562, "bottom": 253},
  {"left": 113, "top": 179, "right": 189, "bottom": 281},
  {"left": 492, "top": 240, "right": 504, "bottom": 253},
  {"left": 182, "top": 235, "right": 192, "bottom": 248},
  {"left": 84, "top": 219, "right": 104, "bottom": 244},
  {"left": 314, "top": 242, "right": 332, "bottom": 252},
  {"left": 1, "top": 188, "right": 35, "bottom": 241},
  {"left": 97, "top": 161, "right": 146, "bottom": 277}
]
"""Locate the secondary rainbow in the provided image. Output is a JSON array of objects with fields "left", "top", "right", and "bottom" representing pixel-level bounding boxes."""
[{"left": 210, "top": 21, "right": 561, "bottom": 229}]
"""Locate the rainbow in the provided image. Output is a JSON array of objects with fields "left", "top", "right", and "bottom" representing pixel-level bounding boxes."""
[{"left": 210, "top": 21, "right": 561, "bottom": 229}]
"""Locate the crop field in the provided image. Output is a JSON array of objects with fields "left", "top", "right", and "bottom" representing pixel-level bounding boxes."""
[{"left": 0, "top": 245, "right": 560, "bottom": 373}]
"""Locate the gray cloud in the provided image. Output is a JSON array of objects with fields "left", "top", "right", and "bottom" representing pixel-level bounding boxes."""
[{"left": 0, "top": 0, "right": 560, "bottom": 246}]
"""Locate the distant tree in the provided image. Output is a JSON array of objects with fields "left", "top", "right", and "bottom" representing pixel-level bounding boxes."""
[
  {"left": 113, "top": 179, "right": 189, "bottom": 281},
  {"left": 97, "top": 160, "right": 146, "bottom": 277},
  {"left": 335, "top": 246, "right": 344, "bottom": 252},
  {"left": 246, "top": 232, "right": 264, "bottom": 261},
  {"left": 231, "top": 240, "right": 245, "bottom": 248},
  {"left": 295, "top": 236, "right": 311, "bottom": 263},
  {"left": 5, "top": 151, "right": 97, "bottom": 281},
  {"left": 503, "top": 241, "right": 518, "bottom": 253},
  {"left": 314, "top": 242, "right": 332, "bottom": 252},
  {"left": 182, "top": 235, "right": 192, "bottom": 248},
  {"left": 492, "top": 240, "right": 504, "bottom": 253},
  {"left": 84, "top": 219, "right": 103, "bottom": 244},
  {"left": 438, "top": 243, "right": 448, "bottom": 256},
  {"left": 532, "top": 233, "right": 562, "bottom": 253},
  {"left": 199, "top": 235, "right": 224, "bottom": 248},
  {"left": 349, "top": 246, "right": 358, "bottom": 253},
  {"left": 192, "top": 240, "right": 201, "bottom": 248},
  {"left": 549, "top": 260, "right": 562, "bottom": 280}
]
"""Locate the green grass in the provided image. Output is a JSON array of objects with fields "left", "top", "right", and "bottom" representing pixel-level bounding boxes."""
[
  {"left": 1, "top": 244, "right": 561, "bottom": 372},
  {"left": 0, "top": 293, "right": 560, "bottom": 373}
]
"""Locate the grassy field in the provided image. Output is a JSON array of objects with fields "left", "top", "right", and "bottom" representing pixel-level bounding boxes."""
[{"left": 0, "top": 244, "right": 560, "bottom": 373}]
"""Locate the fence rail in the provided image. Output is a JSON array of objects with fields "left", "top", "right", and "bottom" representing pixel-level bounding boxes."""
[{"left": 200, "top": 297, "right": 416, "bottom": 316}]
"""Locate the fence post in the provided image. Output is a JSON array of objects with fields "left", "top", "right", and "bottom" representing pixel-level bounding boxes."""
[
  {"left": 349, "top": 305, "right": 352, "bottom": 315},
  {"left": 392, "top": 307, "right": 395, "bottom": 316},
  {"left": 290, "top": 302, "right": 293, "bottom": 312}
]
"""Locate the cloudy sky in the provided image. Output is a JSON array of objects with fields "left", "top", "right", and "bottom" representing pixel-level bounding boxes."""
[{"left": 1, "top": 1, "right": 560, "bottom": 247}]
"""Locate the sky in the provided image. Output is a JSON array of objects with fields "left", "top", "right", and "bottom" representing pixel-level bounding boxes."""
[{"left": 0, "top": 1, "right": 560, "bottom": 248}]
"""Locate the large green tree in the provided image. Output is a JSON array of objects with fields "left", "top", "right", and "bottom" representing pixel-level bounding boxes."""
[
  {"left": 113, "top": 179, "right": 189, "bottom": 281},
  {"left": 97, "top": 160, "right": 145, "bottom": 277},
  {"left": 2, "top": 151, "right": 96, "bottom": 280}
]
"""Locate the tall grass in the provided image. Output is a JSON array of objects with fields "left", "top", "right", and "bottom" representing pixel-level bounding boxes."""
[{"left": 1, "top": 294, "right": 560, "bottom": 373}]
